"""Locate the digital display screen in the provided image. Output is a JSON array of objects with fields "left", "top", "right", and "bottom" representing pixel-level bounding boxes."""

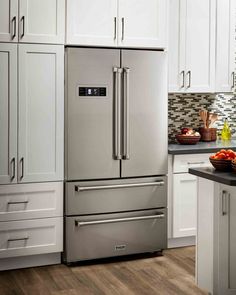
[{"left": 79, "top": 87, "right": 107, "bottom": 97}]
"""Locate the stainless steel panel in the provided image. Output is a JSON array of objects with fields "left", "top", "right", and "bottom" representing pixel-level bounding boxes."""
[
  {"left": 65, "top": 48, "right": 120, "bottom": 180},
  {"left": 121, "top": 50, "right": 168, "bottom": 177},
  {"left": 65, "top": 209, "right": 167, "bottom": 262},
  {"left": 65, "top": 177, "right": 167, "bottom": 215}
]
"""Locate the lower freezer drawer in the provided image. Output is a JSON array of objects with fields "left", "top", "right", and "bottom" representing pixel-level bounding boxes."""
[{"left": 64, "top": 209, "right": 167, "bottom": 262}]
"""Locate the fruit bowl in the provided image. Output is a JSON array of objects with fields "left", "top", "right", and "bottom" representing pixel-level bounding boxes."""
[
  {"left": 176, "top": 134, "right": 201, "bottom": 145},
  {"left": 209, "top": 158, "right": 232, "bottom": 171}
]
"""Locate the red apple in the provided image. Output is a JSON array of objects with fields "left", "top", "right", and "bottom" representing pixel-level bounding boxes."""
[{"left": 181, "top": 127, "right": 190, "bottom": 134}]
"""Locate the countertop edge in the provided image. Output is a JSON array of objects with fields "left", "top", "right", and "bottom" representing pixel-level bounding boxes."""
[{"left": 189, "top": 168, "right": 236, "bottom": 186}]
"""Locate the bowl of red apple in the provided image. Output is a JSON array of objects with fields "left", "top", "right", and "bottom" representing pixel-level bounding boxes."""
[{"left": 176, "top": 128, "right": 201, "bottom": 145}]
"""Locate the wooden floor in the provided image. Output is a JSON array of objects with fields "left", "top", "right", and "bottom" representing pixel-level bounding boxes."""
[{"left": 0, "top": 247, "right": 208, "bottom": 295}]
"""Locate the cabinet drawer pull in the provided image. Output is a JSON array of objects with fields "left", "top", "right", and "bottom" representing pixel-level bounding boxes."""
[
  {"left": 232, "top": 72, "right": 235, "bottom": 89},
  {"left": 180, "top": 70, "right": 185, "bottom": 88},
  {"left": 222, "top": 190, "right": 230, "bottom": 216},
  {"left": 75, "top": 181, "right": 165, "bottom": 192},
  {"left": 11, "top": 16, "right": 16, "bottom": 39},
  {"left": 187, "top": 70, "right": 191, "bottom": 88},
  {"left": 7, "top": 200, "right": 29, "bottom": 205},
  {"left": 187, "top": 161, "right": 205, "bottom": 165},
  {"left": 20, "top": 157, "right": 24, "bottom": 180},
  {"left": 75, "top": 213, "right": 165, "bottom": 227},
  {"left": 10, "top": 157, "right": 16, "bottom": 181},
  {"left": 21, "top": 16, "right": 25, "bottom": 38},
  {"left": 8, "top": 237, "right": 29, "bottom": 242},
  {"left": 114, "top": 17, "right": 117, "bottom": 40},
  {"left": 121, "top": 17, "right": 125, "bottom": 41}
]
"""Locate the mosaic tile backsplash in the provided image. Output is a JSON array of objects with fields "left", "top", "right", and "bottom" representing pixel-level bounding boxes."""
[{"left": 168, "top": 93, "right": 236, "bottom": 143}]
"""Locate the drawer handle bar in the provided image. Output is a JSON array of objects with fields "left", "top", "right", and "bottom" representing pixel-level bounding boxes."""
[
  {"left": 75, "top": 181, "right": 165, "bottom": 192},
  {"left": 75, "top": 213, "right": 165, "bottom": 227},
  {"left": 187, "top": 161, "right": 205, "bottom": 165},
  {"left": 8, "top": 237, "right": 29, "bottom": 242},
  {"left": 7, "top": 200, "right": 29, "bottom": 205}
]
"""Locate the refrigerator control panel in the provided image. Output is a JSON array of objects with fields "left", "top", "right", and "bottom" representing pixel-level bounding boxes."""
[{"left": 78, "top": 86, "right": 107, "bottom": 97}]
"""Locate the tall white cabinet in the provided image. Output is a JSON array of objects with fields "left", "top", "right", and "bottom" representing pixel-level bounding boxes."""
[
  {"left": 0, "top": 44, "right": 17, "bottom": 184},
  {"left": 66, "top": 0, "right": 168, "bottom": 48},
  {"left": 18, "top": 45, "right": 64, "bottom": 183},
  {"left": 0, "top": 0, "right": 65, "bottom": 44},
  {"left": 169, "top": 0, "right": 216, "bottom": 93},
  {"left": 0, "top": 1, "right": 64, "bottom": 271},
  {"left": 0, "top": 44, "right": 64, "bottom": 185}
]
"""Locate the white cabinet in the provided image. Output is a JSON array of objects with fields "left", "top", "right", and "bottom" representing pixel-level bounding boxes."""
[
  {"left": 0, "top": 0, "right": 18, "bottom": 42},
  {"left": 215, "top": 0, "right": 236, "bottom": 93},
  {"left": 118, "top": 0, "right": 167, "bottom": 48},
  {"left": 168, "top": 153, "right": 212, "bottom": 244},
  {"left": 0, "top": 217, "right": 63, "bottom": 259},
  {"left": 66, "top": 0, "right": 167, "bottom": 48},
  {"left": 66, "top": 0, "right": 117, "bottom": 47},
  {"left": 0, "top": 182, "right": 63, "bottom": 222},
  {"left": 19, "top": 0, "right": 65, "bottom": 44},
  {"left": 0, "top": 0, "right": 65, "bottom": 44},
  {"left": 173, "top": 173, "right": 197, "bottom": 237},
  {"left": 18, "top": 44, "right": 64, "bottom": 183},
  {"left": 0, "top": 44, "right": 17, "bottom": 184},
  {"left": 168, "top": 0, "right": 216, "bottom": 93},
  {"left": 0, "top": 44, "right": 64, "bottom": 184}
]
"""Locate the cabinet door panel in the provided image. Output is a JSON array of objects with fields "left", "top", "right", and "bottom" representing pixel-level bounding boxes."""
[
  {"left": 0, "top": 44, "right": 17, "bottom": 184},
  {"left": 18, "top": 44, "right": 64, "bottom": 183},
  {"left": 173, "top": 174, "right": 197, "bottom": 238},
  {"left": 0, "top": 0, "right": 18, "bottom": 42},
  {"left": 215, "top": 0, "right": 236, "bottom": 93},
  {"left": 66, "top": 0, "right": 117, "bottom": 46},
  {"left": 168, "top": 0, "right": 186, "bottom": 92},
  {"left": 19, "top": 0, "right": 65, "bottom": 44},
  {"left": 119, "top": 0, "right": 167, "bottom": 48},
  {"left": 185, "top": 0, "right": 215, "bottom": 92}
]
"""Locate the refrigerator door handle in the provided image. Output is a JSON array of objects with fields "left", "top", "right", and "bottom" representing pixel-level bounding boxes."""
[
  {"left": 113, "top": 67, "right": 122, "bottom": 160},
  {"left": 75, "top": 213, "right": 165, "bottom": 227},
  {"left": 123, "top": 67, "right": 130, "bottom": 160},
  {"left": 75, "top": 180, "right": 165, "bottom": 192}
]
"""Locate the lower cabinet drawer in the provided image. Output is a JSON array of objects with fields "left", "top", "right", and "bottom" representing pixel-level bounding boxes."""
[
  {"left": 0, "top": 217, "right": 63, "bottom": 259},
  {"left": 65, "top": 209, "right": 167, "bottom": 263},
  {"left": 0, "top": 182, "right": 63, "bottom": 221}
]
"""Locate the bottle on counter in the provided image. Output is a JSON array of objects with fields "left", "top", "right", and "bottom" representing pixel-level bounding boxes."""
[{"left": 221, "top": 118, "right": 231, "bottom": 140}]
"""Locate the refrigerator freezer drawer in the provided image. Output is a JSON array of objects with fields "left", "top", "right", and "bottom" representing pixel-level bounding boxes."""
[
  {"left": 64, "top": 209, "right": 167, "bottom": 262},
  {"left": 65, "top": 177, "right": 167, "bottom": 215}
]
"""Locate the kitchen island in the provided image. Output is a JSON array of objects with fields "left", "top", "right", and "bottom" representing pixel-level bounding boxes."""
[{"left": 189, "top": 167, "right": 236, "bottom": 295}]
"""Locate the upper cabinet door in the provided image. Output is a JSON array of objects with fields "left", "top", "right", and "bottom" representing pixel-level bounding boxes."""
[
  {"left": 18, "top": 44, "right": 64, "bottom": 183},
  {"left": 168, "top": 0, "right": 186, "bottom": 92},
  {"left": 19, "top": 0, "right": 65, "bottom": 44},
  {"left": 0, "top": 0, "right": 18, "bottom": 42},
  {"left": 215, "top": 0, "right": 236, "bottom": 93},
  {"left": 184, "top": 0, "right": 216, "bottom": 93},
  {"left": 66, "top": 0, "right": 118, "bottom": 46},
  {"left": 0, "top": 44, "right": 17, "bottom": 184},
  {"left": 118, "top": 0, "right": 167, "bottom": 48}
]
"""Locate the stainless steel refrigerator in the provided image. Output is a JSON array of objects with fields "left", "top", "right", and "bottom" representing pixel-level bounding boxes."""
[{"left": 64, "top": 47, "right": 168, "bottom": 263}]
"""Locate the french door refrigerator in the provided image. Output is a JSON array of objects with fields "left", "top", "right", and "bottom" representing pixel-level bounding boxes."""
[{"left": 64, "top": 47, "right": 168, "bottom": 263}]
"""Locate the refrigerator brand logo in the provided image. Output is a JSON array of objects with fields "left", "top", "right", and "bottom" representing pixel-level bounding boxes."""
[{"left": 115, "top": 245, "right": 126, "bottom": 251}]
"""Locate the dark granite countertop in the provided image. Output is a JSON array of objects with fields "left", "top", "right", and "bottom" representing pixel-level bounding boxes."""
[
  {"left": 189, "top": 167, "right": 236, "bottom": 186},
  {"left": 168, "top": 140, "right": 236, "bottom": 155}
]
